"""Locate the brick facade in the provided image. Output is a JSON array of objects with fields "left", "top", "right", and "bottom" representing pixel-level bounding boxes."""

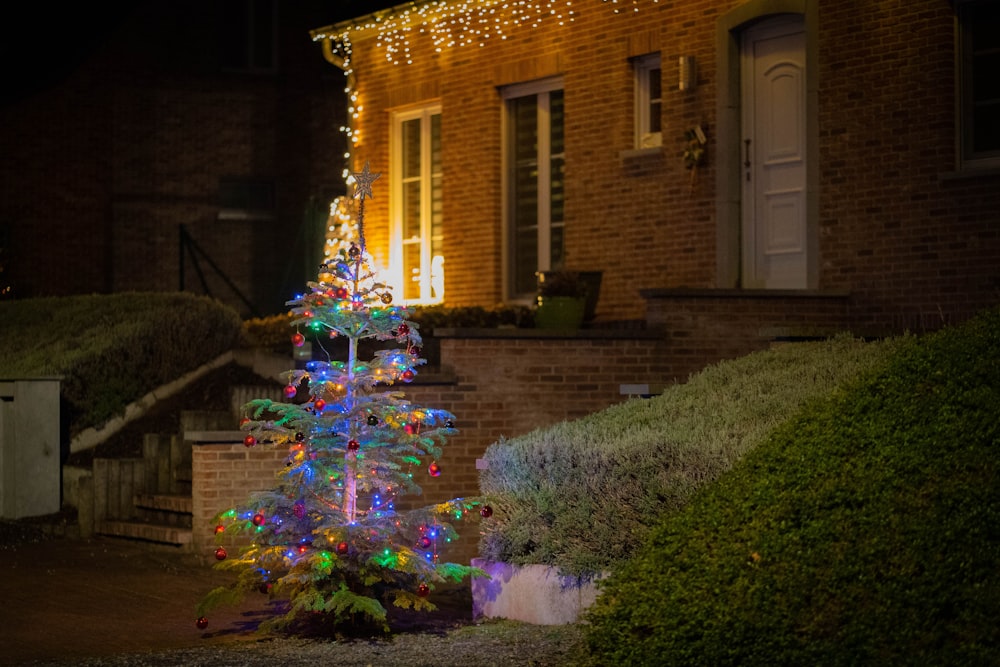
[
  {"left": 314, "top": 0, "right": 998, "bottom": 331},
  {"left": 0, "top": 2, "right": 347, "bottom": 317}
]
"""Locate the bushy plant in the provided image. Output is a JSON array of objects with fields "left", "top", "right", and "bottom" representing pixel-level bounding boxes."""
[
  {"left": 478, "top": 334, "right": 902, "bottom": 575},
  {"left": 583, "top": 307, "right": 1000, "bottom": 666},
  {"left": 240, "top": 304, "right": 535, "bottom": 354},
  {"left": 0, "top": 292, "right": 242, "bottom": 436}
]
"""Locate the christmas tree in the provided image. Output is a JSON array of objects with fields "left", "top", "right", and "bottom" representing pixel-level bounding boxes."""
[{"left": 197, "top": 163, "right": 482, "bottom": 632}]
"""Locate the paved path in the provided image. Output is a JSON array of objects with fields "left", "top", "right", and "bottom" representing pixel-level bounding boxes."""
[{"left": 3, "top": 535, "right": 272, "bottom": 665}]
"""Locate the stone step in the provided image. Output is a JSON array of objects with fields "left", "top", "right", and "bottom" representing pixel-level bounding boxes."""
[
  {"left": 133, "top": 493, "right": 193, "bottom": 515},
  {"left": 95, "top": 520, "right": 193, "bottom": 546}
]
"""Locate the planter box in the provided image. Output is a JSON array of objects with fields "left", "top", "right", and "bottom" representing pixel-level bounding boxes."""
[{"left": 471, "top": 558, "right": 605, "bottom": 625}]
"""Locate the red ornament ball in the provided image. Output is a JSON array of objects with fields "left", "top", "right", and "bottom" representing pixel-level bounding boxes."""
[
  {"left": 293, "top": 503, "right": 306, "bottom": 519},
  {"left": 336, "top": 541, "right": 349, "bottom": 555},
  {"left": 347, "top": 439, "right": 360, "bottom": 452},
  {"left": 335, "top": 287, "right": 348, "bottom": 299},
  {"left": 397, "top": 323, "right": 410, "bottom": 336},
  {"left": 480, "top": 505, "right": 493, "bottom": 519},
  {"left": 243, "top": 434, "right": 256, "bottom": 448},
  {"left": 215, "top": 547, "right": 228, "bottom": 561},
  {"left": 428, "top": 462, "right": 441, "bottom": 477},
  {"left": 401, "top": 369, "right": 415, "bottom": 382},
  {"left": 419, "top": 536, "right": 432, "bottom": 549},
  {"left": 417, "top": 583, "right": 430, "bottom": 597},
  {"left": 214, "top": 524, "right": 225, "bottom": 534},
  {"left": 313, "top": 399, "right": 326, "bottom": 413},
  {"left": 252, "top": 513, "right": 266, "bottom": 526},
  {"left": 283, "top": 384, "right": 297, "bottom": 399},
  {"left": 292, "top": 332, "right": 306, "bottom": 347},
  {"left": 239, "top": 417, "right": 250, "bottom": 427},
  {"left": 196, "top": 617, "right": 209, "bottom": 630}
]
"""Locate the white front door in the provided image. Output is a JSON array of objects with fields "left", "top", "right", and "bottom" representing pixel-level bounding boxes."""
[{"left": 741, "top": 16, "right": 807, "bottom": 289}]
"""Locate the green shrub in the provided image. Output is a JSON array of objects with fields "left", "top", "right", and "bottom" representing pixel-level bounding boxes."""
[
  {"left": 0, "top": 292, "right": 242, "bottom": 436},
  {"left": 240, "top": 304, "right": 534, "bottom": 352},
  {"left": 478, "top": 334, "right": 902, "bottom": 575},
  {"left": 583, "top": 307, "right": 1000, "bottom": 666}
]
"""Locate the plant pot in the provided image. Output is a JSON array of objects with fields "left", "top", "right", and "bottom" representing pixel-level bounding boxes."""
[
  {"left": 537, "top": 270, "right": 603, "bottom": 322},
  {"left": 535, "top": 296, "right": 586, "bottom": 330}
]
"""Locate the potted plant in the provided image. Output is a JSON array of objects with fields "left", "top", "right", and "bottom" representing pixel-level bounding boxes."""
[{"left": 535, "top": 270, "right": 588, "bottom": 329}]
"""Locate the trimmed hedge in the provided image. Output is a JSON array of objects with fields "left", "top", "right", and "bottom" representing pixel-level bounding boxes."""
[
  {"left": 0, "top": 292, "right": 242, "bottom": 437},
  {"left": 478, "top": 334, "right": 903, "bottom": 575},
  {"left": 583, "top": 307, "right": 1000, "bottom": 666}
]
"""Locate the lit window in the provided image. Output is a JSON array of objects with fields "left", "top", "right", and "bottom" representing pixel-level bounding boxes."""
[
  {"left": 391, "top": 105, "right": 443, "bottom": 304},
  {"left": 958, "top": 1, "right": 1000, "bottom": 168},
  {"left": 634, "top": 53, "right": 662, "bottom": 149},
  {"left": 502, "top": 77, "right": 565, "bottom": 300}
]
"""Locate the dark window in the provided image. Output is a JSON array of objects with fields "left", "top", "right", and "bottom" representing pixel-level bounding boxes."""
[
  {"left": 218, "top": 179, "right": 274, "bottom": 220},
  {"left": 959, "top": 1, "right": 1000, "bottom": 166},
  {"left": 220, "top": 0, "right": 276, "bottom": 72}
]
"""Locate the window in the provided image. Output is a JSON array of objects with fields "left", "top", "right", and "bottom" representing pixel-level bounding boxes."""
[
  {"left": 391, "top": 105, "right": 443, "bottom": 304},
  {"left": 503, "top": 78, "right": 565, "bottom": 300},
  {"left": 221, "top": 0, "right": 276, "bottom": 73},
  {"left": 217, "top": 178, "right": 274, "bottom": 220},
  {"left": 634, "top": 53, "right": 662, "bottom": 149},
  {"left": 958, "top": 1, "right": 1000, "bottom": 168}
]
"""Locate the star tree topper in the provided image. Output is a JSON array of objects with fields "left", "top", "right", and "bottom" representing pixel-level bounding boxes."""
[{"left": 352, "top": 161, "right": 381, "bottom": 201}]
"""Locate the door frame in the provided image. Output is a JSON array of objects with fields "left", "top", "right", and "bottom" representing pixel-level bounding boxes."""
[{"left": 715, "top": 0, "right": 819, "bottom": 289}]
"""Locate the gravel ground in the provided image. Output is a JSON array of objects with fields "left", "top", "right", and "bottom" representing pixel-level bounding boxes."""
[
  {"left": 25, "top": 623, "right": 586, "bottom": 667},
  {"left": 3, "top": 521, "right": 587, "bottom": 667}
]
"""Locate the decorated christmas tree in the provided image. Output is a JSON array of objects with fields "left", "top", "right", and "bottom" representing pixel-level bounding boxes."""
[{"left": 197, "top": 163, "right": 483, "bottom": 632}]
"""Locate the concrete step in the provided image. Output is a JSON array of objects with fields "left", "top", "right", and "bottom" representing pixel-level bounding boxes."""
[
  {"left": 95, "top": 520, "right": 193, "bottom": 546},
  {"left": 133, "top": 493, "right": 193, "bottom": 515}
]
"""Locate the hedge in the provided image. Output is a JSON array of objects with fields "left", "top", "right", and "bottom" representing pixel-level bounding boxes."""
[
  {"left": 583, "top": 306, "right": 1000, "bottom": 666},
  {"left": 0, "top": 292, "right": 242, "bottom": 437},
  {"left": 478, "top": 334, "right": 903, "bottom": 576}
]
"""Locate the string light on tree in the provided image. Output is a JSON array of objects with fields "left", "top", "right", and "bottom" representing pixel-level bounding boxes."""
[{"left": 197, "top": 162, "right": 485, "bottom": 632}]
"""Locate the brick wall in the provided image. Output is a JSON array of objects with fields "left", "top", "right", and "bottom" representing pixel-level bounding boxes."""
[
  {"left": 191, "top": 440, "right": 287, "bottom": 557},
  {"left": 335, "top": 0, "right": 999, "bottom": 333},
  {"left": 193, "top": 331, "right": 672, "bottom": 564}
]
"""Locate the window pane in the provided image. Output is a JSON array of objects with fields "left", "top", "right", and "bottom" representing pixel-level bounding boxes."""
[
  {"left": 649, "top": 67, "right": 661, "bottom": 100},
  {"left": 511, "top": 95, "right": 539, "bottom": 295},
  {"left": 402, "top": 119, "right": 421, "bottom": 178},
  {"left": 963, "top": 2, "right": 1000, "bottom": 160},
  {"left": 403, "top": 182, "right": 421, "bottom": 237},
  {"left": 251, "top": 0, "right": 274, "bottom": 69},
  {"left": 403, "top": 242, "right": 421, "bottom": 300}
]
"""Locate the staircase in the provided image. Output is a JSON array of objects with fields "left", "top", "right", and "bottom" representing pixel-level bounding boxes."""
[{"left": 91, "top": 384, "right": 284, "bottom": 549}]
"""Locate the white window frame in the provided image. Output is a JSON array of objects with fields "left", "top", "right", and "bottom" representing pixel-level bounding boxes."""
[
  {"left": 501, "top": 76, "right": 565, "bottom": 302},
  {"left": 390, "top": 104, "right": 443, "bottom": 305},
  {"left": 957, "top": 0, "right": 1000, "bottom": 170},
  {"left": 634, "top": 53, "right": 662, "bottom": 149}
]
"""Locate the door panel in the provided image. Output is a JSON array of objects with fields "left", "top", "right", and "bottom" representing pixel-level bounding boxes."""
[{"left": 742, "top": 17, "right": 807, "bottom": 289}]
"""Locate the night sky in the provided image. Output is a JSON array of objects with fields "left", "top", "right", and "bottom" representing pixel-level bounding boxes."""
[{"left": 0, "top": 1, "right": 403, "bottom": 107}]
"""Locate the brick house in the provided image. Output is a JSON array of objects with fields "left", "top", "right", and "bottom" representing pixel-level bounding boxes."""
[
  {"left": 0, "top": 1, "right": 349, "bottom": 317},
  {"left": 309, "top": 0, "right": 999, "bottom": 336}
]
